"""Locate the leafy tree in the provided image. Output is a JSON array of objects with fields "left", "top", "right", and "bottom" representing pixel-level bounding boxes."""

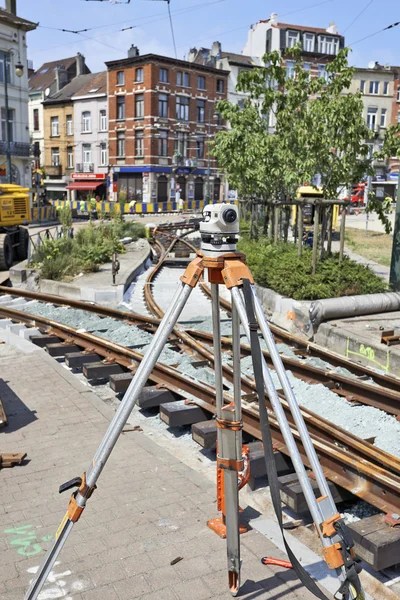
[{"left": 213, "top": 47, "right": 400, "bottom": 235}]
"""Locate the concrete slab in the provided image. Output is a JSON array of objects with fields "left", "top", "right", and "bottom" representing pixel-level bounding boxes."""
[
  {"left": 30, "top": 334, "right": 60, "bottom": 347},
  {"left": 83, "top": 361, "right": 123, "bottom": 380},
  {"left": 64, "top": 352, "right": 101, "bottom": 369},
  {"left": 348, "top": 514, "right": 400, "bottom": 570},
  {"left": 109, "top": 372, "right": 134, "bottom": 394},
  {"left": 192, "top": 419, "right": 217, "bottom": 449},
  {"left": 279, "top": 473, "right": 351, "bottom": 514},
  {"left": 160, "top": 400, "right": 208, "bottom": 427},
  {"left": 46, "top": 342, "right": 80, "bottom": 357},
  {"left": 19, "top": 327, "right": 41, "bottom": 340},
  {"left": 137, "top": 386, "right": 177, "bottom": 410}
]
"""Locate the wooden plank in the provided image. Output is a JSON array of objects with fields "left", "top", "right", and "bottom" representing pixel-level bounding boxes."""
[
  {"left": 0, "top": 452, "right": 26, "bottom": 468},
  {"left": 30, "top": 335, "right": 60, "bottom": 348},
  {"left": 65, "top": 352, "right": 100, "bottom": 369},
  {"left": 138, "top": 386, "right": 177, "bottom": 410},
  {"left": 348, "top": 514, "right": 400, "bottom": 570},
  {"left": 110, "top": 373, "right": 134, "bottom": 394},
  {"left": 83, "top": 362, "right": 123, "bottom": 380},
  {"left": 279, "top": 473, "right": 351, "bottom": 514},
  {"left": 0, "top": 396, "right": 7, "bottom": 428},
  {"left": 192, "top": 420, "right": 217, "bottom": 449},
  {"left": 160, "top": 400, "right": 208, "bottom": 427},
  {"left": 46, "top": 343, "right": 80, "bottom": 357}
]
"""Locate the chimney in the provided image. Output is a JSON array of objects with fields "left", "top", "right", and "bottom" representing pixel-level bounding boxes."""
[
  {"left": 128, "top": 44, "right": 140, "bottom": 58},
  {"left": 270, "top": 13, "right": 278, "bottom": 25},
  {"left": 76, "top": 52, "right": 85, "bottom": 76},
  {"left": 55, "top": 67, "right": 68, "bottom": 92},
  {"left": 326, "top": 22, "right": 338, "bottom": 34},
  {"left": 211, "top": 41, "right": 222, "bottom": 59},
  {"left": 187, "top": 47, "right": 197, "bottom": 63},
  {"left": 5, "top": 0, "right": 17, "bottom": 15}
]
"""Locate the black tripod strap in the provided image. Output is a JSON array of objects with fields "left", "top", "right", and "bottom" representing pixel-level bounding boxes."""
[{"left": 241, "top": 279, "right": 330, "bottom": 600}]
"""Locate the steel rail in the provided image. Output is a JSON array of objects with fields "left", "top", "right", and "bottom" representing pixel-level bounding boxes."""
[{"left": 0, "top": 303, "right": 398, "bottom": 513}]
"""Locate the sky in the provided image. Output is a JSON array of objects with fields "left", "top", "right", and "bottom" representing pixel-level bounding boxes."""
[{"left": 7, "top": 0, "right": 400, "bottom": 73}]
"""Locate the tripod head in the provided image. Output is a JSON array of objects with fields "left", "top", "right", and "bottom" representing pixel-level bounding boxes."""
[{"left": 200, "top": 203, "right": 239, "bottom": 255}]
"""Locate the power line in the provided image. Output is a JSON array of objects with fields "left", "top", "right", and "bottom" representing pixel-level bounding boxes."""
[
  {"left": 167, "top": 1, "right": 177, "bottom": 59},
  {"left": 349, "top": 18, "right": 400, "bottom": 46},
  {"left": 342, "top": 0, "right": 374, "bottom": 34}
]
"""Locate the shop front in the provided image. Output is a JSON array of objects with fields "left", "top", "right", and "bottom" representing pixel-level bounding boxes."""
[{"left": 66, "top": 173, "right": 108, "bottom": 202}]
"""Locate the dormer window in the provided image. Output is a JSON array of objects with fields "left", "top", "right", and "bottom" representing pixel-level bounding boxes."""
[
  {"left": 318, "top": 35, "right": 339, "bottom": 55},
  {"left": 303, "top": 33, "right": 314, "bottom": 52},
  {"left": 287, "top": 30, "right": 300, "bottom": 48}
]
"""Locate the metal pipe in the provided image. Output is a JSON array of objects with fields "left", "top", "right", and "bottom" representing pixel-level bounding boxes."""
[
  {"left": 310, "top": 291, "right": 400, "bottom": 327},
  {"left": 211, "top": 283, "right": 223, "bottom": 453}
]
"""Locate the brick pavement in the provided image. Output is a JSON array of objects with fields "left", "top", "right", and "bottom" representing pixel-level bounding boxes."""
[{"left": 0, "top": 343, "right": 318, "bottom": 600}]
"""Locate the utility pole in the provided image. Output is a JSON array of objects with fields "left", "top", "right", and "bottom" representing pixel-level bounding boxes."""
[
  {"left": 389, "top": 175, "right": 400, "bottom": 290},
  {"left": 2, "top": 52, "right": 12, "bottom": 184}
]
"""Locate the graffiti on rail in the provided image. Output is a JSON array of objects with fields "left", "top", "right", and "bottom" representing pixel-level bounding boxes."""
[
  {"left": 345, "top": 338, "right": 390, "bottom": 373},
  {"left": 4, "top": 524, "right": 53, "bottom": 556}
]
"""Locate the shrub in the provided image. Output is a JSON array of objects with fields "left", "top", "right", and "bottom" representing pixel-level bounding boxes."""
[{"left": 237, "top": 236, "right": 388, "bottom": 300}]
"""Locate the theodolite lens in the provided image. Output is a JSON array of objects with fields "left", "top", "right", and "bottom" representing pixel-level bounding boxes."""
[{"left": 223, "top": 208, "right": 237, "bottom": 224}]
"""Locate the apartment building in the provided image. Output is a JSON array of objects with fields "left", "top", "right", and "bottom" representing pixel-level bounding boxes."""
[
  {"left": 0, "top": 1, "right": 36, "bottom": 187},
  {"left": 349, "top": 62, "right": 396, "bottom": 198},
  {"left": 106, "top": 46, "right": 229, "bottom": 204},
  {"left": 390, "top": 68, "right": 400, "bottom": 179},
  {"left": 28, "top": 53, "right": 90, "bottom": 169},
  {"left": 69, "top": 71, "right": 108, "bottom": 200}
]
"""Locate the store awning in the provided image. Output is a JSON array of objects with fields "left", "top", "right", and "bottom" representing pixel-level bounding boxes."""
[{"left": 66, "top": 181, "right": 104, "bottom": 191}]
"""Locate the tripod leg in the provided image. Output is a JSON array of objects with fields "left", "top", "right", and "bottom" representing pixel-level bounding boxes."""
[
  {"left": 25, "top": 281, "right": 194, "bottom": 600},
  {"left": 230, "top": 287, "right": 361, "bottom": 599}
]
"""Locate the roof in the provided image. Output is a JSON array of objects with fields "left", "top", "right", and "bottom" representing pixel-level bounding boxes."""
[
  {"left": 72, "top": 71, "right": 107, "bottom": 98},
  {"left": 194, "top": 49, "right": 258, "bottom": 68},
  {"left": 0, "top": 8, "right": 37, "bottom": 31},
  {"left": 29, "top": 56, "right": 77, "bottom": 93},
  {"left": 43, "top": 73, "right": 100, "bottom": 105},
  {"left": 272, "top": 22, "right": 344, "bottom": 38},
  {"left": 105, "top": 53, "right": 230, "bottom": 75}
]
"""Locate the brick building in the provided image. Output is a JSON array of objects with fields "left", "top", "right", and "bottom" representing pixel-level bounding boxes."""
[
  {"left": 390, "top": 68, "right": 400, "bottom": 180},
  {"left": 106, "top": 47, "right": 229, "bottom": 205}
]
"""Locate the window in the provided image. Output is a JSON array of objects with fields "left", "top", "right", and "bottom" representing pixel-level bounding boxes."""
[
  {"left": 177, "top": 71, "right": 189, "bottom": 87},
  {"left": 369, "top": 81, "right": 379, "bottom": 94},
  {"left": 318, "top": 64, "right": 328, "bottom": 82},
  {"left": 100, "top": 142, "right": 108, "bottom": 166},
  {"left": 318, "top": 35, "right": 339, "bottom": 55},
  {"left": 196, "top": 137, "right": 204, "bottom": 159},
  {"left": 286, "top": 60, "right": 295, "bottom": 79},
  {"left": 217, "top": 79, "right": 224, "bottom": 94},
  {"left": 0, "top": 56, "right": 11, "bottom": 84},
  {"left": 99, "top": 109, "right": 107, "bottom": 131},
  {"left": 135, "top": 130, "right": 144, "bottom": 156},
  {"left": 303, "top": 33, "right": 314, "bottom": 52},
  {"left": 175, "top": 131, "right": 188, "bottom": 157},
  {"left": 83, "top": 143, "right": 92, "bottom": 165},
  {"left": 158, "top": 130, "right": 168, "bottom": 156},
  {"left": 287, "top": 30, "right": 299, "bottom": 48},
  {"left": 33, "top": 109, "right": 39, "bottom": 131},
  {"left": 194, "top": 177, "right": 203, "bottom": 201},
  {"left": 177, "top": 71, "right": 182, "bottom": 86},
  {"left": 213, "top": 177, "right": 221, "bottom": 201},
  {"left": 360, "top": 80, "right": 365, "bottom": 93},
  {"left": 117, "top": 97, "right": 125, "bottom": 120},
  {"left": 159, "top": 93, "right": 168, "bottom": 118},
  {"left": 33, "top": 141, "right": 40, "bottom": 158},
  {"left": 135, "top": 68, "right": 143, "bottom": 83},
  {"left": 177, "top": 176, "right": 186, "bottom": 200},
  {"left": 215, "top": 112, "right": 223, "bottom": 126},
  {"left": 135, "top": 94, "right": 144, "bottom": 118},
  {"left": 380, "top": 108, "right": 387, "bottom": 128},
  {"left": 176, "top": 96, "right": 189, "bottom": 121},
  {"left": 51, "top": 147, "right": 59, "bottom": 166},
  {"left": 383, "top": 81, "right": 389, "bottom": 95},
  {"left": 160, "top": 68, "right": 168, "bottom": 83},
  {"left": 118, "top": 173, "right": 143, "bottom": 201},
  {"left": 183, "top": 72, "right": 190, "bottom": 87},
  {"left": 117, "top": 71, "right": 124, "bottom": 86},
  {"left": 117, "top": 132, "right": 125, "bottom": 157},
  {"left": 397, "top": 88, "right": 400, "bottom": 102},
  {"left": 398, "top": 110, "right": 400, "bottom": 123},
  {"left": 157, "top": 175, "right": 168, "bottom": 202},
  {"left": 197, "top": 99, "right": 205, "bottom": 123},
  {"left": 67, "top": 146, "right": 73, "bottom": 169},
  {"left": 51, "top": 116, "right": 59, "bottom": 136},
  {"left": 366, "top": 107, "right": 377, "bottom": 129},
  {"left": 82, "top": 111, "right": 91, "bottom": 132},
  {"left": 198, "top": 76, "right": 206, "bottom": 90},
  {"left": 303, "top": 63, "right": 311, "bottom": 77},
  {"left": 66, "top": 114, "right": 72, "bottom": 136},
  {"left": 1, "top": 108, "right": 14, "bottom": 141}
]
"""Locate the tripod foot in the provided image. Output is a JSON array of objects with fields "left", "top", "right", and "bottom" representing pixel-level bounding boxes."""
[
  {"left": 207, "top": 514, "right": 249, "bottom": 538},
  {"left": 229, "top": 570, "right": 240, "bottom": 597}
]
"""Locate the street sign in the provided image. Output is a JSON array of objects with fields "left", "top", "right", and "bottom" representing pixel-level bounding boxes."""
[{"left": 72, "top": 173, "right": 106, "bottom": 180}]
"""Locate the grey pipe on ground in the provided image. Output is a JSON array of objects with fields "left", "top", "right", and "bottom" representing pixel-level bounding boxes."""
[{"left": 310, "top": 292, "right": 400, "bottom": 326}]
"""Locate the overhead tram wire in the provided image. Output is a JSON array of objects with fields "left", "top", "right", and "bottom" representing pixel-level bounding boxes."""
[{"left": 342, "top": 0, "right": 374, "bottom": 34}]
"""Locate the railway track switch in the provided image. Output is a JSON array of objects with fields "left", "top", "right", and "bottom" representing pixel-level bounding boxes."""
[{"left": 25, "top": 204, "right": 365, "bottom": 600}]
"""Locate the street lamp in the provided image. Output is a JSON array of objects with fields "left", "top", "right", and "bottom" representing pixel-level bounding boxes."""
[{"left": 1, "top": 49, "right": 24, "bottom": 184}]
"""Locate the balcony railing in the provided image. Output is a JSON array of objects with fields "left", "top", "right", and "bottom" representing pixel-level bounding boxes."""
[
  {"left": 0, "top": 141, "right": 31, "bottom": 158},
  {"left": 45, "top": 164, "right": 62, "bottom": 177},
  {"left": 75, "top": 163, "right": 94, "bottom": 173}
]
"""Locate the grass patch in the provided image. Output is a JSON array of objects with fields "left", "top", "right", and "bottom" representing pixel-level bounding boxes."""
[
  {"left": 344, "top": 227, "right": 392, "bottom": 267},
  {"left": 237, "top": 235, "right": 388, "bottom": 300},
  {"left": 32, "top": 219, "right": 146, "bottom": 282}
]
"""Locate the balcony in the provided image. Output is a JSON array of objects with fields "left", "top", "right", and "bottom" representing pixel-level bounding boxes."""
[
  {"left": 75, "top": 163, "right": 94, "bottom": 173},
  {"left": 0, "top": 141, "right": 31, "bottom": 158},
  {"left": 45, "top": 164, "right": 62, "bottom": 177}
]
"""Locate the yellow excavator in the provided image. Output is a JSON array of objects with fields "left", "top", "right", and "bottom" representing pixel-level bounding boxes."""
[{"left": 0, "top": 183, "right": 30, "bottom": 270}]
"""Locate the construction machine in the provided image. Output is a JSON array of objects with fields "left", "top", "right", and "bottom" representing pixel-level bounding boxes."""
[{"left": 0, "top": 183, "right": 30, "bottom": 270}]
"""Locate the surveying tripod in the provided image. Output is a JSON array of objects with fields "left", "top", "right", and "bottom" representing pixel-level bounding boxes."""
[{"left": 25, "top": 204, "right": 364, "bottom": 600}]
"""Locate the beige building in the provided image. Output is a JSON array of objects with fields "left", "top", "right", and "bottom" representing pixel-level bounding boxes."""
[{"left": 349, "top": 62, "right": 396, "bottom": 198}]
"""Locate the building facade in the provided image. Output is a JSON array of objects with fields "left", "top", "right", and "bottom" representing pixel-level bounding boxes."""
[
  {"left": 106, "top": 48, "right": 229, "bottom": 205},
  {"left": 390, "top": 68, "right": 400, "bottom": 180},
  {"left": 349, "top": 63, "right": 396, "bottom": 198},
  {"left": 28, "top": 53, "right": 90, "bottom": 171},
  {"left": 69, "top": 72, "right": 108, "bottom": 200},
  {"left": 0, "top": 1, "right": 36, "bottom": 188}
]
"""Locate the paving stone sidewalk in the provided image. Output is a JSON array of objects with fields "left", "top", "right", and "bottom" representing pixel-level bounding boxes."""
[{"left": 0, "top": 343, "right": 317, "bottom": 600}]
